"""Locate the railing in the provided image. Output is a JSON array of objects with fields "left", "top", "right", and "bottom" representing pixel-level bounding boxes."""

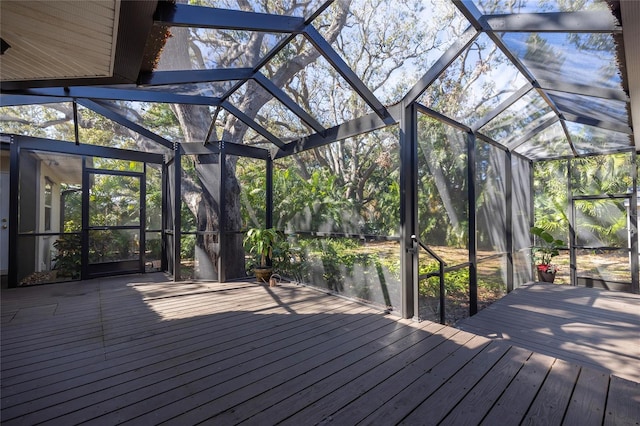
[{"left": 411, "top": 235, "right": 447, "bottom": 324}]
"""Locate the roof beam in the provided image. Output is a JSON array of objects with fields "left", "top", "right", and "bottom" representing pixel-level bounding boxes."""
[
  {"left": 472, "top": 84, "right": 533, "bottom": 132},
  {"left": 537, "top": 79, "right": 629, "bottom": 102},
  {"left": 17, "top": 135, "right": 165, "bottom": 164},
  {"left": 275, "top": 103, "right": 403, "bottom": 158},
  {"left": 180, "top": 141, "right": 271, "bottom": 160},
  {"left": 415, "top": 103, "right": 472, "bottom": 133},
  {"left": 3, "top": 87, "right": 221, "bottom": 106},
  {"left": 304, "top": 25, "right": 393, "bottom": 124},
  {"left": 562, "top": 113, "right": 633, "bottom": 135},
  {"left": 482, "top": 11, "right": 621, "bottom": 33},
  {"left": 455, "top": 1, "right": 578, "bottom": 154},
  {"left": 509, "top": 113, "right": 559, "bottom": 150},
  {"left": 253, "top": 72, "right": 326, "bottom": 134},
  {"left": 138, "top": 68, "right": 255, "bottom": 86},
  {"left": 0, "top": 94, "right": 72, "bottom": 107},
  {"left": 221, "top": 100, "right": 285, "bottom": 148},
  {"left": 78, "top": 99, "right": 174, "bottom": 149},
  {"left": 154, "top": 3, "right": 305, "bottom": 33}
]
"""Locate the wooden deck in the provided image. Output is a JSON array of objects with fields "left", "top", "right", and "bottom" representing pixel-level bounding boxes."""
[
  {"left": 457, "top": 282, "right": 640, "bottom": 383},
  {"left": 1, "top": 274, "right": 639, "bottom": 425}
]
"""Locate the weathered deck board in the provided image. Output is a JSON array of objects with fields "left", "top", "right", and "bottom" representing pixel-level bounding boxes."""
[
  {"left": 1, "top": 275, "right": 639, "bottom": 425},
  {"left": 457, "top": 282, "right": 640, "bottom": 383},
  {"left": 563, "top": 367, "right": 610, "bottom": 426}
]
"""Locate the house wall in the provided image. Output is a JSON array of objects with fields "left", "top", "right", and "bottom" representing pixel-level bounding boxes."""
[{"left": 36, "top": 161, "right": 62, "bottom": 272}]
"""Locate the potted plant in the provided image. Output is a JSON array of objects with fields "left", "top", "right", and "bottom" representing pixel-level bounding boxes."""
[
  {"left": 530, "top": 226, "right": 564, "bottom": 283},
  {"left": 244, "top": 227, "right": 279, "bottom": 283}
]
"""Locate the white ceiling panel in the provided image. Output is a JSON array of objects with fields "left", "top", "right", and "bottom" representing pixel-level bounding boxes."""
[{"left": 0, "top": 0, "right": 120, "bottom": 81}]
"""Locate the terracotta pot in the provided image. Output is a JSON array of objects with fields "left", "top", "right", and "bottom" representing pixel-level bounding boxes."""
[
  {"left": 537, "top": 269, "right": 556, "bottom": 283},
  {"left": 254, "top": 267, "right": 273, "bottom": 283}
]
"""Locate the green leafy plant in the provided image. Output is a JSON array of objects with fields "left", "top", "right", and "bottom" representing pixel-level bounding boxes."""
[
  {"left": 530, "top": 226, "right": 564, "bottom": 269},
  {"left": 244, "top": 227, "right": 280, "bottom": 268},
  {"left": 52, "top": 235, "right": 81, "bottom": 279}
]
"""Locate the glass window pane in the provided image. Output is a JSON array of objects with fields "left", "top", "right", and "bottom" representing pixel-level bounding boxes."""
[
  {"left": 314, "top": 0, "right": 470, "bottom": 105},
  {"left": 570, "top": 153, "right": 633, "bottom": 195},
  {"left": 237, "top": 157, "right": 266, "bottom": 230},
  {"left": 89, "top": 174, "right": 140, "bottom": 227},
  {"left": 146, "top": 164, "right": 162, "bottom": 231},
  {"left": 263, "top": 34, "right": 374, "bottom": 128},
  {"left": 514, "top": 121, "right": 571, "bottom": 160},
  {"left": 92, "top": 101, "right": 188, "bottom": 143},
  {"left": 533, "top": 160, "right": 569, "bottom": 245},
  {"left": 472, "top": 0, "right": 610, "bottom": 14},
  {"left": 19, "top": 150, "right": 83, "bottom": 233},
  {"left": 417, "top": 114, "right": 469, "bottom": 265},
  {"left": 476, "top": 142, "right": 507, "bottom": 257},
  {"left": 419, "top": 33, "right": 529, "bottom": 128},
  {"left": 567, "top": 122, "right": 632, "bottom": 156},
  {"left": 145, "top": 231, "right": 162, "bottom": 272},
  {"left": 0, "top": 103, "right": 75, "bottom": 141},
  {"left": 274, "top": 126, "right": 399, "bottom": 236},
  {"left": 477, "top": 256, "right": 507, "bottom": 310},
  {"left": 548, "top": 91, "right": 630, "bottom": 127},
  {"left": 575, "top": 249, "right": 631, "bottom": 283},
  {"left": 88, "top": 157, "right": 144, "bottom": 172},
  {"left": 479, "top": 90, "right": 552, "bottom": 142},
  {"left": 500, "top": 32, "right": 622, "bottom": 91},
  {"left": 88, "top": 229, "right": 140, "bottom": 263},
  {"left": 18, "top": 234, "right": 82, "bottom": 285},
  {"left": 418, "top": 266, "right": 470, "bottom": 325},
  {"left": 229, "top": 81, "right": 313, "bottom": 140},
  {"left": 286, "top": 235, "right": 401, "bottom": 311},
  {"left": 156, "top": 27, "right": 287, "bottom": 71},
  {"left": 76, "top": 105, "right": 172, "bottom": 154},
  {"left": 512, "top": 155, "right": 532, "bottom": 251},
  {"left": 574, "top": 199, "right": 627, "bottom": 248}
]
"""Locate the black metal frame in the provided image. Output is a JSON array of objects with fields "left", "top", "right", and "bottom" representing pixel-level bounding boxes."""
[
  {"left": 1, "top": 1, "right": 637, "bottom": 319},
  {"left": 6, "top": 134, "right": 163, "bottom": 287}
]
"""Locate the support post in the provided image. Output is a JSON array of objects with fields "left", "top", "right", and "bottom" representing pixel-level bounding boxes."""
[
  {"left": 631, "top": 152, "right": 639, "bottom": 293},
  {"left": 8, "top": 135, "right": 19, "bottom": 288},
  {"left": 173, "top": 144, "right": 182, "bottom": 282},
  {"left": 399, "top": 103, "right": 418, "bottom": 319},
  {"left": 81, "top": 157, "right": 89, "bottom": 280},
  {"left": 139, "top": 164, "right": 147, "bottom": 274},
  {"left": 467, "top": 132, "right": 478, "bottom": 316},
  {"left": 218, "top": 144, "right": 227, "bottom": 282},
  {"left": 266, "top": 156, "right": 273, "bottom": 229},
  {"left": 161, "top": 159, "right": 168, "bottom": 272},
  {"left": 568, "top": 159, "right": 576, "bottom": 286},
  {"left": 506, "top": 151, "right": 514, "bottom": 293}
]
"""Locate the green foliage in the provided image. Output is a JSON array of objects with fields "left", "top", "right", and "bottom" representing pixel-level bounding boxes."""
[
  {"left": 52, "top": 235, "right": 81, "bottom": 279},
  {"left": 271, "top": 236, "right": 307, "bottom": 282},
  {"left": 530, "top": 226, "right": 564, "bottom": 266},
  {"left": 181, "top": 234, "right": 196, "bottom": 260},
  {"left": 244, "top": 227, "right": 280, "bottom": 267},
  {"left": 237, "top": 159, "right": 266, "bottom": 229},
  {"left": 534, "top": 154, "right": 633, "bottom": 250},
  {"left": 417, "top": 115, "right": 469, "bottom": 248},
  {"left": 418, "top": 262, "right": 498, "bottom": 298}
]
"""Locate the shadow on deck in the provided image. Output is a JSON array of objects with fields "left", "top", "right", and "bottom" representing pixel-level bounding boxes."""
[{"left": 1, "top": 274, "right": 639, "bottom": 425}]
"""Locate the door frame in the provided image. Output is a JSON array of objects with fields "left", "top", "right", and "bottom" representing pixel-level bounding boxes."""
[
  {"left": 570, "top": 194, "right": 636, "bottom": 292},
  {"left": 82, "top": 165, "right": 146, "bottom": 279}
]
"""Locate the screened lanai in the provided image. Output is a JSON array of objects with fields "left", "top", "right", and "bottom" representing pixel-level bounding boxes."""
[{"left": 1, "top": 0, "right": 638, "bottom": 322}]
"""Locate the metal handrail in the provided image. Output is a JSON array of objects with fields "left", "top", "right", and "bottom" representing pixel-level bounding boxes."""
[{"left": 411, "top": 235, "right": 447, "bottom": 324}]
